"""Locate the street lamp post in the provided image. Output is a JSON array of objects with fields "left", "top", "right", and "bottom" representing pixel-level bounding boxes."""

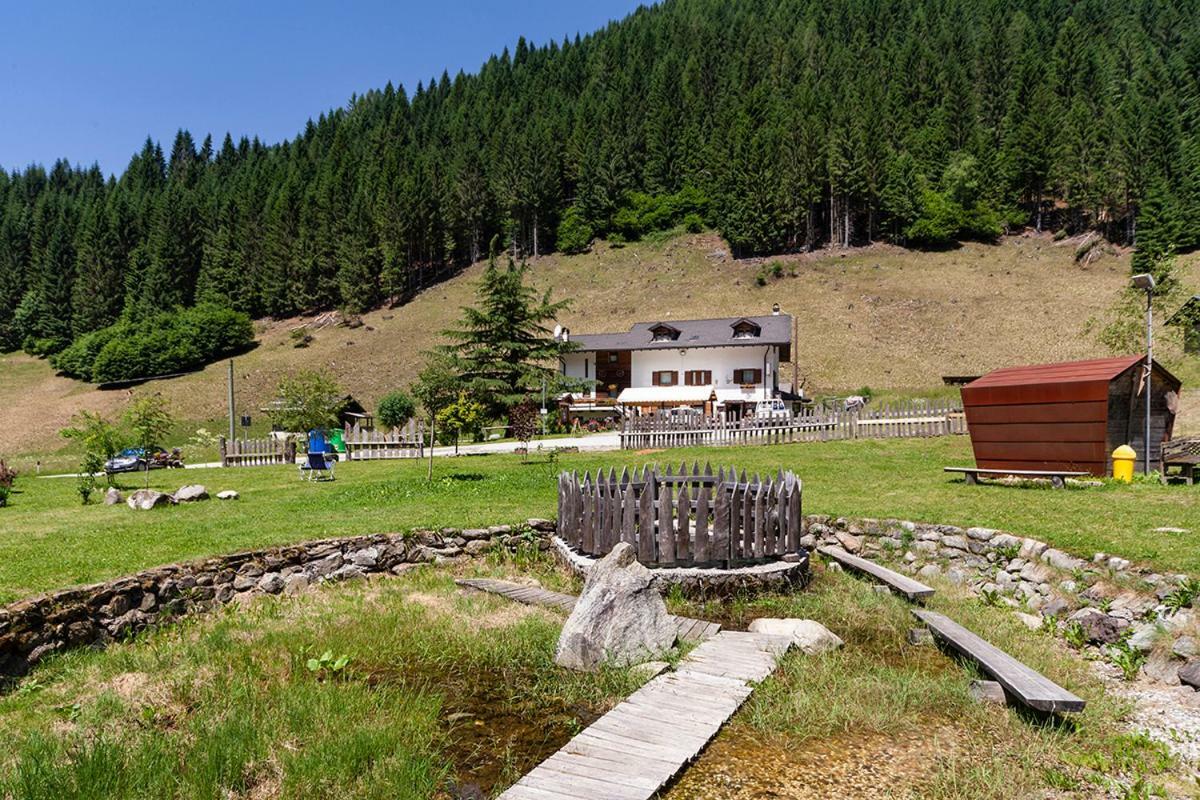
[{"left": 1132, "top": 273, "right": 1156, "bottom": 475}]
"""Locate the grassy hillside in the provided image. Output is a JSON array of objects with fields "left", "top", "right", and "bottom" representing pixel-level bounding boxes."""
[{"left": 2, "top": 231, "right": 1198, "bottom": 468}]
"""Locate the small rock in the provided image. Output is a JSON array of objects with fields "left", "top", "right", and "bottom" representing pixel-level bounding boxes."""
[
  {"left": 903, "top": 551, "right": 917, "bottom": 563},
  {"left": 126, "top": 489, "right": 171, "bottom": 510},
  {"left": 461, "top": 528, "right": 490, "bottom": 541},
  {"left": 464, "top": 539, "right": 492, "bottom": 556},
  {"left": 826, "top": 562, "right": 843, "bottom": 573},
  {"left": 348, "top": 547, "right": 379, "bottom": 567},
  {"left": 330, "top": 564, "right": 367, "bottom": 582},
  {"left": 173, "top": 484, "right": 209, "bottom": 502},
  {"left": 283, "top": 574, "right": 310, "bottom": 595},
  {"left": 1040, "top": 595, "right": 1070, "bottom": 619},
  {"left": 747, "top": 618, "right": 844, "bottom": 655},
  {"left": 1041, "top": 548, "right": 1084, "bottom": 572},
  {"left": 1014, "top": 612, "right": 1043, "bottom": 631},
  {"left": 1174, "top": 636, "right": 1199, "bottom": 660},
  {"left": 216, "top": 490, "right": 239, "bottom": 500},
  {"left": 941, "top": 535, "right": 969, "bottom": 551},
  {"left": 945, "top": 567, "right": 969, "bottom": 585},
  {"left": 834, "top": 531, "right": 862, "bottom": 553},
  {"left": 257, "top": 573, "right": 285, "bottom": 594},
  {"left": 526, "top": 518, "right": 556, "bottom": 532},
  {"left": 917, "top": 564, "right": 941, "bottom": 579},
  {"left": 969, "top": 680, "right": 1007, "bottom": 705},
  {"left": 1068, "top": 608, "right": 1127, "bottom": 644},
  {"left": 103, "top": 487, "right": 123, "bottom": 505},
  {"left": 1140, "top": 652, "right": 1179, "bottom": 685},
  {"left": 1127, "top": 623, "right": 1159, "bottom": 652},
  {"left": 1179, "top": 660, "right": 1200, "bottom": 689},
  {"left": 391, "top": 563, "right": 425, "bottom": 576},
  {"left": 232, "top": 574, "right": 258, "bottom": 592}
]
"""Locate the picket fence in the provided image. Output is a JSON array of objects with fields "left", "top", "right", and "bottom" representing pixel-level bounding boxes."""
[
  {"left": 619, "top": 398, "right": 966, "bottom": 450},
  {"left": 342, "top": 421, "right": 425, "bottom": 461},
  {"left": 556, "top": 462, "right": 802, "bottom": 568},
  {"left": 219, "top": 437, "right": 295, "bottom": 467}
]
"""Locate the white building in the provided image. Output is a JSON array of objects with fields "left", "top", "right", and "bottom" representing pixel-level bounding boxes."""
[{"left": 558, "top": 310, "right": 797, "bottom": 418}]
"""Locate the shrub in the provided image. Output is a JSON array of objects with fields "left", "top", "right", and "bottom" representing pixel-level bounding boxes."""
[
  {"left": 683, "top": 212, "right": 705, "bottom": 233},
  {"left": 52, "top": 304, "right": 254, "bottom": 383},
  {"left": 0, "top": 459, "right": 15, "bottom": 508},
  {"left": 556, "top": 205, "right": 594, "bottom": 254},
  {"left": 273, "top": 370, "right": 343, "bottom": 433},
  {"left": 377, "top": 390, "right": 417, "bottom": 430}
]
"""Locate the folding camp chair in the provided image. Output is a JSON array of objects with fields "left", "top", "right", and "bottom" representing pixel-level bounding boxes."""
[{"left": 299, "top": 451, "right": 335, "bottom": 481}]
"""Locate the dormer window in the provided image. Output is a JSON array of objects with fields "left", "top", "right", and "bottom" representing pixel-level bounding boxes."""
[
  {"left": 649, "top": 323, "right": 681, "bottom": 343},
  {"left": 731, "top": 319, "right": 761, "bottom": 339}
]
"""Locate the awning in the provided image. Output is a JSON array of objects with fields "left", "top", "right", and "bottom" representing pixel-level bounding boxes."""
[
  {"left": 714, "top": 387, "right": 772, "bottom": 404},
  {"left": 616, "top": 386, "right": 716, "bottom": 405}
]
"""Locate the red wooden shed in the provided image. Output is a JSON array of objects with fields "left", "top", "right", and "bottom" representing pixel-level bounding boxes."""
[{"left": 960, "top": 355, "right": 1182, "bottom": 476}]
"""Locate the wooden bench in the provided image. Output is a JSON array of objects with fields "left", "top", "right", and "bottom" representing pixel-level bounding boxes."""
[
  {"left": 944, "top": 466, "right": 1089, "bottom": 489},
  {"left": 912, "top": 609, "right": 1085, "bottom": 713},
  {"left": 818, "top": 546, "right": 934, "bottom": 602},
  {"left": 1162, "top": 438, "right": 1200, "bottom": 485}
]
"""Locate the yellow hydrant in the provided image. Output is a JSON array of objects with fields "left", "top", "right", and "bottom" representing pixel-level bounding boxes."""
[{"left": 1112, "top": 445, "right": 1137, "bottom": 483}]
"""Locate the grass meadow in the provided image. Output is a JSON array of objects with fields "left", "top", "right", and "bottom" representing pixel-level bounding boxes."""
[
  {"left": 2, "top": 436, "right": 1200, "bottom": 604},
  {"left": 0, "top": 548, "right": 1180, "bottom": 799}
]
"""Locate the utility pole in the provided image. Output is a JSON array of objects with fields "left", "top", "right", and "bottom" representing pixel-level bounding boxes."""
[
  {"left": 1132, "top": 273, "right": 1156, "bottom": 475},
  {"left": 227, "top": 359, "right": 236, "bottom": 443}
]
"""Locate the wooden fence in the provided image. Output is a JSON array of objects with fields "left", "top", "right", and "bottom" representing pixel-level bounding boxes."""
[
  {"left": 220, "top": 437, "right": 295, "bottom": 467},
  {"left": 619, "top": 398, "right": 966, "bottom": 450},
  {"left": 556, "top": 462, "right": 802, "bottom": 568},
  {"left": 342, "top": 421, "right": 425, "bottom": 461}
]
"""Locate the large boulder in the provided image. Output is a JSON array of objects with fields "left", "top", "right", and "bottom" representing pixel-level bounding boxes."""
[
  {"left": 748, "top": 618, "right": 843, "bottom": 655},
  {"left": 103, "top": 487, "right": 123, "bottom": 505},
  {"left": 555, "top": 542, "right": 677, "bottom": 671},
  {"left": 126, "top": 489, "right": 171, "bottom": 510},
  {"left": 173, "top": 484, "right": 209, "bottom": 502}
]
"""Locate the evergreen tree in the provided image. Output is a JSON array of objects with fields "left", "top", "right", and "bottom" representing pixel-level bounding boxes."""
[{"left": 439, "top": 239, "right": 573, "bottom": 416}]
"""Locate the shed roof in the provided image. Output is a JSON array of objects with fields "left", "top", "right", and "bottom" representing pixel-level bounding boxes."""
[
  {"left": 569, "top": 314, "right": 791, "bottom": 352},
  {"left": 965, "top": 355, "right": 1179, "bottom": 390}
]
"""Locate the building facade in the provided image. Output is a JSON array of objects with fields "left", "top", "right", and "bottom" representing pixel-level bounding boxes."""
[{"left": 558, "top": 311, "right": 795, "bottom": 418}]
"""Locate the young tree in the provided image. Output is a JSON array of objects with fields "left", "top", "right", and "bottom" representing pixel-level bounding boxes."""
[
  {"left": 377, "top": 389, "right": 417, "bottom": 431},
  {"left": 508, "top": 398, "right": 540, "bottom": 463},
  {"left": 123, "top": 395, "right": 174, "bottom": 488},
  {"left": 437, "top": 392, "right": 487, "bottom": 454},
  {"left": 411, "top": 354, "right": 459, "bottom": 480},
  {"left": 60, "top": 411, "right": 124, "bottom": 494},
  {"left": 440, "top": 237, "right": 574, "bottom": 417},
  {"left": 274, "top": 369, "right": 344, "bottom": 434}
]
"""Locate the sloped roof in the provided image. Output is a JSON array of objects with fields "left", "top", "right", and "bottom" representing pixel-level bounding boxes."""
[
  {"left": 965, "top": 355, "right": 1179, "bottom": 390},
  {"left": 570, "top": 314, "right": 791, "bottom": 351}
]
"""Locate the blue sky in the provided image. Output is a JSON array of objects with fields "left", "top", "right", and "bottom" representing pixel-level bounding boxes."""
[{"left": 1, "top": 1, "right": 648, "bottom": 176}]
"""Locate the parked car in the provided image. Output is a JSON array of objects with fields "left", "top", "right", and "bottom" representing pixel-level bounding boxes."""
[
  {"left": 662, "top": 406, "right": 703, "bottom": 420},
  {"left": 104, "top": 447, "right": 184, "bottom": 473},
  {"left": 751, "top": 399, "right": 792, "bottom": 419}
]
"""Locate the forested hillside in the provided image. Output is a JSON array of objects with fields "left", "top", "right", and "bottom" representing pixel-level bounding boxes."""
[{"left": 2, "top": 0, "right": 1198, "bottom": 364}]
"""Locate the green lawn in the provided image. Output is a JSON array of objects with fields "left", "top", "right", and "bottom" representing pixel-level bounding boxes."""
[{"left": 2, "top": 436, "right": 1199, "bottom": 604}]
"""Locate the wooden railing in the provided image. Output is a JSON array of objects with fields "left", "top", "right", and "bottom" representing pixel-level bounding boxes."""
[
  {"left": 220, "top": 437, "right": 295, "bottom": 467},
  {"left": 342, "top": 421, "right": 424, "bottom": 461},
  {"left": 556, "top": 462, "right": 802, "bottom": 568},
  {"left": 619, "top": 399, "right": 966, "bottom": 450}
]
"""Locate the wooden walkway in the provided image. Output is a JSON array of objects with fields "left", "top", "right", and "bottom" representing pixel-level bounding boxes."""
[
  {"left": 456, "top": 577, "right": 722, "bottom": 643},
  {"left": 498, "top": 631, "right": 792, "bottom": 800},
  {"left": 818, "top": 546, "right": 935, "bottom": 601},
  {"left": 913, "top": 609, "right": 1086, "bottom": 713}
]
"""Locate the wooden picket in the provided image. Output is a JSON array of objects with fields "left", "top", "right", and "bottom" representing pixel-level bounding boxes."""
[
  {"left": 557, "top": 463, "right": 803, "bottom": 568},
  {"left": 220, "top": 436, "right": 294, "bottom": 467},
  {"left": 619, "top": 397, "right": 967, "bottom": 449},
  {"left": 342, "top": 420, "right": 425, "bottom": 461}
]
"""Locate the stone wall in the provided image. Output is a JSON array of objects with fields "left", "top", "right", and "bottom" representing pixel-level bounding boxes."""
[
  {"left": 0, "top": 520, "right": 555, "bottom": 680},
  {"left": 802, "top": 515, "right": 1200, "bottom": 687}
]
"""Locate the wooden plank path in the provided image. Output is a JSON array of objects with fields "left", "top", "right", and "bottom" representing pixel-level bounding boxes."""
[
  {"left": 913, "top": 609, "right": 1086, "bottom": 713},
  {"left": 456, "top": 577, "right": 721, "bottom": 643},
  {"left": 498, "top": 631, "right": 792, "bottom": 800},
  {"left": 818, "top": 546, "right": 935, "bottom": 601}
]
